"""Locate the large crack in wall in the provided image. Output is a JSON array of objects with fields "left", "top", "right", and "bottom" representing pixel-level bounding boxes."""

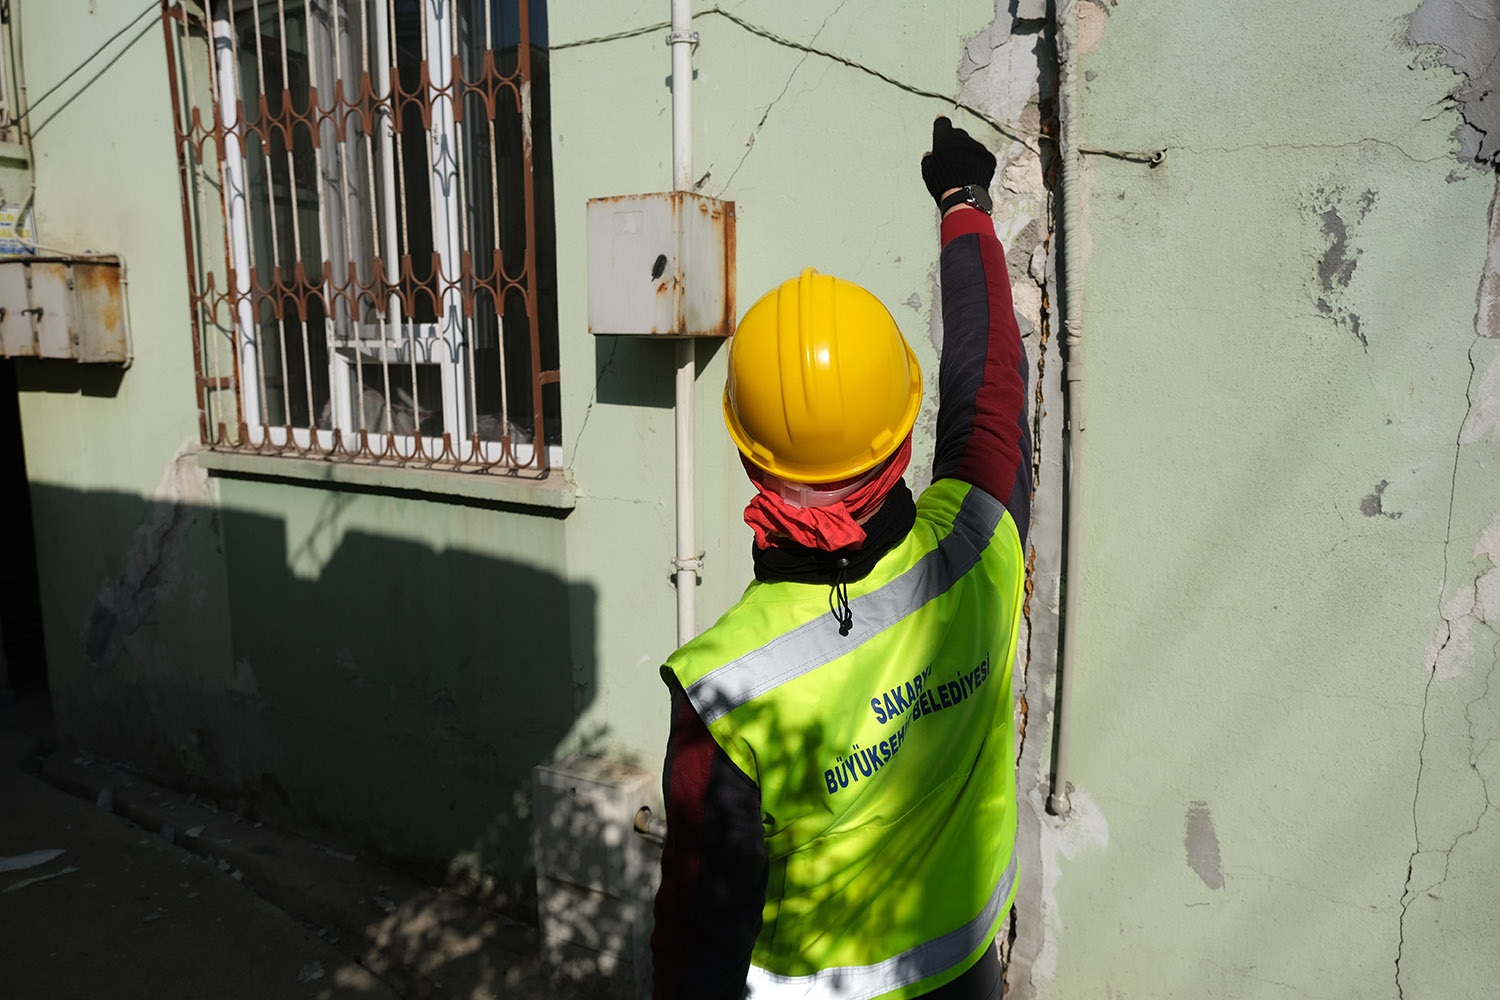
[
  {"left": 72, "top": 444, "right": 275, "bottom": 797},
  {"left": 940, "top": 4, "right": 1080, "bottom": 996},
  {"left": 1398, "top": 171, "right": 1500, "bottom": 997},
  {"left": 83, "top": 441, "right": 212, "bottom": 673},
  {"left": 1398, "top": 15, "right": 1500, "bottom": 989}
]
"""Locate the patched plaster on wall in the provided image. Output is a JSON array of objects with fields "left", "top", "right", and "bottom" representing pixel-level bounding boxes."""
[
  {"left": 1184, "top": 801, "right": 1225, "bottom": 890},
  {"left": 1425, "top": 516, "right": 1500, "bottom": 681},
  {"left": 1076, "top": 1, "right": 1110, "bottom": 57},
  {"left": 1017, "top": 787, "right": 1110, "bottom": 989},
  {"left": 1477, "top": 180, "right": 1500, "bottom": 339}
]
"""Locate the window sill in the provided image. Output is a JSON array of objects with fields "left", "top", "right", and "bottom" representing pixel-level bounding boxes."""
[{"left": 197, "top": 449, "right": 576, "bottom": 512}]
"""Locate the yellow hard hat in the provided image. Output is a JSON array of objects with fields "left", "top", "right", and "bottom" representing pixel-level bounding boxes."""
[{"left": 723, "top": 268, "right": 923, "bottom": 484}]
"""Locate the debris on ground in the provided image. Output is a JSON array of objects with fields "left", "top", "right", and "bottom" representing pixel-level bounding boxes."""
[
  {"left": 5, "top": 865, "right": 80, "bottom": 893},
  {"left": 0, "top": 848, "right": 65, "bottom": 873}
]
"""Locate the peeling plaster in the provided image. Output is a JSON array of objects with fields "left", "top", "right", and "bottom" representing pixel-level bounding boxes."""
[
  {"left": 83, "top": 442, "right": 213, "bottom": 672},
  {"left": 1409, "top": 0, "right": 1500, "bottom": 165},
  {"left": 1426, "top": 515, "right": 1500, "bottom": 681},
  {"left": 961, "top": 24, "right": 1051, "bottom": 128},
  {"left": 958, "top": 2, "right": 1055, "bottom": 289},
  {"left": 1361, "top": 480, "right": 1404, "bottom": 520},
  {"left": 943, "top": 7, "right": 1062, "bottom": 996},
  {"left": 1015, "top": 0, "right": 1047, "bottom": 23},
  {"left": 1459, "top": 350, "right": 1500, "bottom": 444},
  {"left": 1309, "top": 186, "right": 1377, "bottom": 349}
]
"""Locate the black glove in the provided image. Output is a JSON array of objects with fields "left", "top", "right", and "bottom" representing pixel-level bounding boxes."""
[{"left": 921, "top": 116, "right": 995, "bottom": 206}]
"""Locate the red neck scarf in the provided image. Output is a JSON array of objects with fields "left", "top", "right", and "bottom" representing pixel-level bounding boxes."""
[{"left": 742, "top": 437, "right": 913, "bottom": 551}]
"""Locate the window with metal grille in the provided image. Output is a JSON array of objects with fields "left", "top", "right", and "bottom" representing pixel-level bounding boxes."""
[
  {"left": 0, "top": 9, "right": 20, "bottom": 146},
  {"left": 161, "top": 0, "right": 559, "bottom": 471}
]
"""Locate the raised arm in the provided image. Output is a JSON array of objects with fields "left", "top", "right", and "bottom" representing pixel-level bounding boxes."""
[{"left": 922, "top": 118, "right": 1033, "bottom": 544}]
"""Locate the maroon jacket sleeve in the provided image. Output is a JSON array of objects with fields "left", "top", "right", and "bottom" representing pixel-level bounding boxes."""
[
  {"left": 651, "top": 680, "right": 768, "bottom": 1000},
  {"left": 931, "top": 210, "right": 1032, "bottom": 545}
]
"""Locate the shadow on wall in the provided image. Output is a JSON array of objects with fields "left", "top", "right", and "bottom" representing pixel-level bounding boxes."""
[
  {"left": 30, "top": 480, "right": 600, "bottom": 909},
  {"left": 592, "top": 332, "right": 728, "bottom": 410}
]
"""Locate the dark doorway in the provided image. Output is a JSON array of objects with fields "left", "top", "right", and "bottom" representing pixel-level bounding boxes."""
[{"left": 0, "top": 358, "right": 47, "bottom": 700}]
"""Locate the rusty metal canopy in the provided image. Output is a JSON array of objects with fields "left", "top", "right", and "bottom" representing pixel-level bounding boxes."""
[{"left": 0, "top": 256, "right": 131, "bottom": 365}]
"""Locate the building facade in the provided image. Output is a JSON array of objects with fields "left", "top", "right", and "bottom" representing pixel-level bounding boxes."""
[{"left": 1, "top": 0, "right": 1496, "bottom": 995}]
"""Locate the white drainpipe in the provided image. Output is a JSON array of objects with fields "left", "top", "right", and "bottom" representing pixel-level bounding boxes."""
[
  {"left": 669, "top": 0, "right": 701, "bottom": 647},
  {"left": 1049, "top": 0, "right": 1085, "bottom": 818}
]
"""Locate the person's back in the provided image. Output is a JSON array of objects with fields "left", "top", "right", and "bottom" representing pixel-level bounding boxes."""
[{"left": 653, "top": 118, "right": 1029, "bottom": 1000}]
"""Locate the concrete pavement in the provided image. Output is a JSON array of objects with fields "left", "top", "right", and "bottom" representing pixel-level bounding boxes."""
[
  {"left": 1, "top": 732, "right": 396, "bottom": 999},
  {"left": 0, "top": 703, "right": 585, "bottom": 1000}
]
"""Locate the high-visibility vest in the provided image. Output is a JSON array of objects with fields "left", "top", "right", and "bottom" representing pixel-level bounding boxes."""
[{"left": 664, "top": 479, "right": 1024, "bottom": 1000}]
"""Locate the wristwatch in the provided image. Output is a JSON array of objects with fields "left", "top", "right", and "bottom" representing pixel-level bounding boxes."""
[{"left": 939, "top": 184, "right": 993, "bottom": 216}]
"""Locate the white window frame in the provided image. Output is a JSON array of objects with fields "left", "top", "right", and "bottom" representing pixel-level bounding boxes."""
[{"left": 0, "top": 7, "right": 21, "bottom": 146}]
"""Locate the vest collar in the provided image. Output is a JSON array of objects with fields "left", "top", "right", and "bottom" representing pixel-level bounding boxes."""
[{"left": 751, "top": 480, "right": 917, "bottom": 585}]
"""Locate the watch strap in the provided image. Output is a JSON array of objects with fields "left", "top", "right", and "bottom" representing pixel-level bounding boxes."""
[{"left": 939, "top": 185, "right": 991, "bottom": 216}]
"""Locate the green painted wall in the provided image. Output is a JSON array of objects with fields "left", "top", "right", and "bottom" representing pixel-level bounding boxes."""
[
  {"left": 9, "top": 0, "right": 1022, "bottom": 887},
  {"left": 22, "top": 1, "right": 1494, "bottom": 991},
  {"left": 546, "top": 0, "right": 1022, "bottom": 765},
  {"left": 1030, "top": 2, "right": 1500, "bottom": 997}
]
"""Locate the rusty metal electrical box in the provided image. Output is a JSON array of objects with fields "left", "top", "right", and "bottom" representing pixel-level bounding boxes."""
[
  {"left": 586, "top": 192, "right": 735, "bottom": 338},
  {"left": 0, "top": 256, "right": 131, "bottom": 365}
]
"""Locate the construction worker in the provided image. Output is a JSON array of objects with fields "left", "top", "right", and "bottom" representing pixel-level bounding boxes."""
[{"left": 651, "top": 117, "right": 1030, "bottom": 1000}]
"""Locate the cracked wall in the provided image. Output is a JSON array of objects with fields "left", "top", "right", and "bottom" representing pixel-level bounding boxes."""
[
  {"left": 1036, "top": 0, "right": 1500, "bottom": 996},
  {"left": 949, "top": 5, "right": 1066, "bottom": 994},
  {"left": 1409, "top": 0, "right": 1500, "bottom": 166},
  {"left": 82, "top": 442, "right": 212, "bottom": 674},
  {"left": 1398, "top": 167, "right": 1500, "bottom": 997},
  {"left": 14, "top": 0, "right": 595, "bottom": 887},
  {"left": 19, "top": 0, "right": 1080, "bottom": 885},
  {"left": 548, "top": 0, "right": 1068, "bottom": 773},
  {"left": 19, "top": 0, "right": 1499, "bottom": 964}
]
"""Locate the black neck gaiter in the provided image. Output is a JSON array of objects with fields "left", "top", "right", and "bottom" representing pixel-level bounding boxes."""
[{"left": 751, "top": 480, "right": 918, "bottom": 586}]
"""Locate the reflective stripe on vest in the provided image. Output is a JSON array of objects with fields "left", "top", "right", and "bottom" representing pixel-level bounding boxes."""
[
  {"left": 744, "top": 852, "right": 1019, "bottom": 1000},
  {"left": 685, "top": 487, "right": 1006, "bottom": 726}
]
